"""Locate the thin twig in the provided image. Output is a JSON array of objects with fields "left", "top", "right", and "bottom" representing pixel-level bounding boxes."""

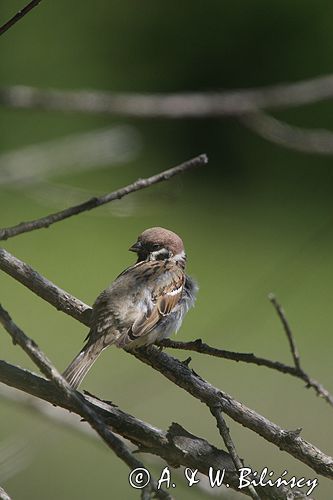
[
  {"left": 0, "top": 306, "right": 171, "bottom": 500},
  {"left": 210, "top": 407, "right": 259, "bottom": 500},
  {"left": 3, "top": 74, "right": 333, "bottom": 116},
  {"left": 158, "top": 338, "right": 333, "bottom": 407},
  {"left": 0, "top": 1, "right": 43, "bottom": 37},
  {"left": 268, "top": 293, "right": 301, "bottom": 370},
  {"left": 0, "top": 154, "right": 207, "bottom": 241}
]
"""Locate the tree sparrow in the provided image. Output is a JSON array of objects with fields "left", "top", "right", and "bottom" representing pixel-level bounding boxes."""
[{"left": 63, "top": 227, "right": 198, "bottom": 388}]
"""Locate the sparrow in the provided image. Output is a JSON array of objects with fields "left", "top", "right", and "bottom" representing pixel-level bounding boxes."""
[{"left": 63, "top": 227, "right": 198, "bottom": 388}]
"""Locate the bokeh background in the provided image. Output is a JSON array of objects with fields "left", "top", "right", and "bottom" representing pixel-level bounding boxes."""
[{"left": 1, "top": 1, "right": 333, "bottom": 498}]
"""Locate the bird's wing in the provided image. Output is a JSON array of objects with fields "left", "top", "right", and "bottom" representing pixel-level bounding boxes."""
[
  {"left": 86, "top": 260, "right": 185, "bottom": 349},
  {"left": 120, "top": 261, "right": 185, "bottom": 346}
]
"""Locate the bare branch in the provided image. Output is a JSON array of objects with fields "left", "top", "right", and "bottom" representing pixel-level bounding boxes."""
[
  {"left": 0, "top": 248, "right": 91, "bottom": 326},
  {"left": 210, "top": 407, "right": 259, "bottom": 499},
  {"left": 0, "top": 250, "right": 332, "bottom": 480},
  {"left": 0, "top": 1, "right": 43, "bottom": 37},
  {"left": 2, "top": 247, "right": 331, "bottom": 408},
  {"left": 0, "top": 306, "right": 171, "bottom": 500},
  {"left": 133, "top": 346, "right": 333, "bottom": 480},
  {"left": 0, "top": 154, "right": 207, "bottom": 241},
  {"left": 268, "top": 293, "right": 301, "bottom": 370},
  {"left": 4, "top": 84, "right": 333, "bottom": 156},
  {"left": 241, "top": 112, "right": 333, "bottom": 155},
  {"left": 2, "top": 75, "right": 333, "bottom": 116},
  {"left": 0, "top": 363, "right": 310, "bottom": 499},
  {"left": 0, "top": 304, "right": 70, "bottom": 386},
  {"left": 159, "top": 338, "right": 333, "bottom": 407}
]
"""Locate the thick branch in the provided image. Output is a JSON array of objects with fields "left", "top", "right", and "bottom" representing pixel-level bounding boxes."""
[
  {"left": 2, "top": 247, "right": 331, "bottom": 408},
  {"left": 0, "top": 1, "right": 43, "bottom": 37},
  {"left": 132, "top": 346, "right": 333, "bottom": 479},
  {"left": 0, "top": 361, "right": 310, "bottom": 499},
  {"left": 2, "top": 75, "right": 333, "bottom": 116},
  {"left": 0, "top": 154, "right": 207, "bottom": 241},
  {"left": 0, "top": 249, "right": 331, "bottom": 480},
  {"left": 0, "top": 248, "right": 91, "bottom": 325},
  {"left": 0, "top": 307, "right": 170, "bottom": 500}
]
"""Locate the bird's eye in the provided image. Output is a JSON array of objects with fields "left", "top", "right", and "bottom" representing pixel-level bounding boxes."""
[{"left": 152, "top": 243, "right": 161, "bottom": 251}]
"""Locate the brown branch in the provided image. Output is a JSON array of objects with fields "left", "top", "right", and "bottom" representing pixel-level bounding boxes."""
[
  {"left": 3, "top": 74, "right": 333, "bottom": 116},
  {"left": 0, "top": 250, "right": 331, "bottom": 482},
  {"left": 0, "top": 306, "right": 171, "bottom": 500},
  {"left": 0, "top": 248, "right": 91, "bottom": 325},
  {"left": 0, "top": 154, "right": 207, "bottom": 241},
  {"left": 0, "top": 363, "right": 312, "bottom": 499},
  {"left": 0, "top": 361, "right": 311, "bottom": 500},
  {"left": 2, "top": 246, "right": 331, "bottom": 408},
  {"left": 210, "top": 407, "right": 259, "bottom": 499},
  {"left": 158, "top": 338, "right": 333, "bottom": 407},
  {"left": 133, "top": 346, "right": 333, "bottom": 480},
  {"left": 0, "top": 1, "right": 43, "bottom": 37},
  {"left": 0, "top": 250, "right": 333, "bottom": 478}
]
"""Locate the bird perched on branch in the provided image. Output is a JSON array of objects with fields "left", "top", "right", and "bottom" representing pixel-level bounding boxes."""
[{"left": 63, "top": 227, "right": 198, "bottom": 388}]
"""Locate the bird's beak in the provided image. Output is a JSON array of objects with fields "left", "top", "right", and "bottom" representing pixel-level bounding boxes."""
[{"left": 129, "top": 241, "right": 142, "bottom": 253}]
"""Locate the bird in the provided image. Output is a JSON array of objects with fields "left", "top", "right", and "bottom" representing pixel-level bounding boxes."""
[{"left": 62, "top": 227, "right": 198, "bottom": 389}]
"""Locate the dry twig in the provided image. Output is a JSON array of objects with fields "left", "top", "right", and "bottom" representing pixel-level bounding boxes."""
[
  {"left": 268, "top": 294, "right": 301, "bottom": 370},
  {"left": 0, "top": 1, "right": 43, "bottom": 37},
  {"left": 158, "top": 338, "right": 333, "bottom": 408},
  {"left": 210, "top": 407, "right": 259, "bottom": 499},
  {"left": 0, "top": 154, "right": 207, "bottom": 241}
]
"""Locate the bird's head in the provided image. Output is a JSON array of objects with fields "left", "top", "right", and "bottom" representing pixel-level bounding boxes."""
[{"left": 129, "top": 227, "right": 186, "bottom": 267}]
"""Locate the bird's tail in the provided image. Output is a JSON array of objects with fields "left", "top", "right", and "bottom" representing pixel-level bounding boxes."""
[{"left": 62, "top": 343, "right": 103, "bottom": 389}]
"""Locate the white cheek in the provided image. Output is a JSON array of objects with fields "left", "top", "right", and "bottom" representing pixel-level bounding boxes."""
[
  {"left": 173, "top": 251, "right": 186, "bottom": 262},
  {"left": 150, "top": 249, "right": 170, "bottom": 260},
  {"left": 166, "top": 286, "right": 183, "bottom": 296}
]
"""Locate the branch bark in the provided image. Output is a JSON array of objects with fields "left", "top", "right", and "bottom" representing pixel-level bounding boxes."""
[
  {"left": 210, "top": 407, "right": 259, "bottom": 499},
  {"left": 0, "top": 1, "right": 43, "bottom": 37},
  {"left": 0, "top": 360, "right": 311, "bottom": 499},
  {"left": 0, "top": 248, "right": 332, "bottom": 483},
  {"left": 157, "top": 338, "right": 333, "bottom": 407},
  {"left": 0, "top": 306, "right": 171, "bottom": 500}
]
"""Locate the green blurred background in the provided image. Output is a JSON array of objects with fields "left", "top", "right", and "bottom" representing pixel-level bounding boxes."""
[{"left": 1, "top": 1, "right": 333, "bottom": 498}]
